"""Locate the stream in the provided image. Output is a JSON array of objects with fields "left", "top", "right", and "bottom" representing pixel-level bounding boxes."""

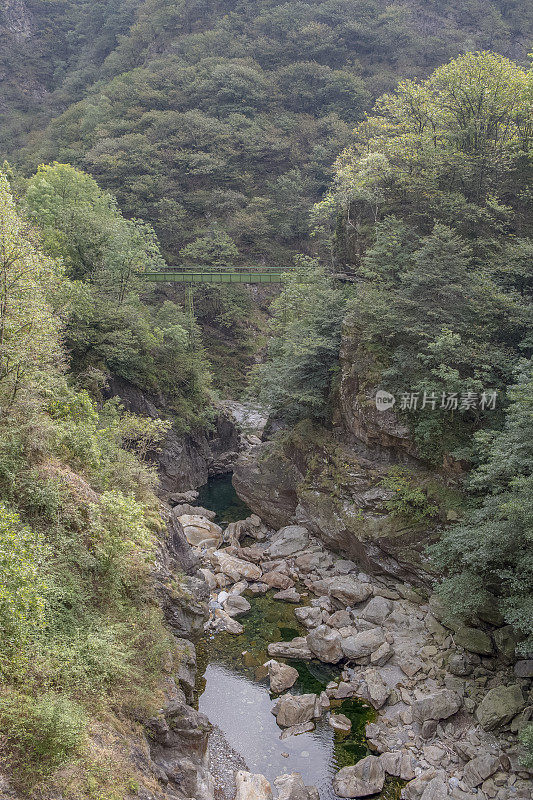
[{"left": 193, "top": 474, "right": 401, "bottom": 799}]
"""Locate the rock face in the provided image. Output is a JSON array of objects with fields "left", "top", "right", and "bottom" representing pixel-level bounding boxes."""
[
  {"left": 235, "top": 771, "right": 273, "bottom": 800},
  {"left": 147, "top": 700, "right": 213, "bottom": 799},
  {"left": 104, "top": 376, "right": 241, "bottom": 492},
  {"left": 475, "top": 684, "right": 524, "bottom": 730},
  {"left": 412, "top": 690, "right": 461, "bottom": 723},
  {"left": 233, "top": 417, "right": 434, "bottom": 585},
  {"left": 333, "top": 756, "right": 386, "bottom": 798}
]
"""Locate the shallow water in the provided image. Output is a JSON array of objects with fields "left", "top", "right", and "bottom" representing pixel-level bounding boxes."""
[{"left": 194, "top": 475, "right": 402, "bottom": 798}]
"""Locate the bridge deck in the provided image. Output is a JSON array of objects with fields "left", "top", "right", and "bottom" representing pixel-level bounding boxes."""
[{"left": 142, "top": 270, "right": 288, "bottom": 284}]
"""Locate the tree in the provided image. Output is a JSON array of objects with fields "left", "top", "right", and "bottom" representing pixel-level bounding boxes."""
[
  {"left": 0, "top": 174, "right": 64, "bottom": 410},
  {"left": 254, "top": 257, "right": 347, "bottom": 423},
  {"left": 179, "top": 228, "right": 239, "bottom": 270},
  {"left": 430, "top": 360, "right": 533, "bottom": 654}
]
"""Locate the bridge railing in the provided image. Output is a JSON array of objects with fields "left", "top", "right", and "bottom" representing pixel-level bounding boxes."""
[{"left": 141, "top": 270, "right": 291, "bottom": 284}]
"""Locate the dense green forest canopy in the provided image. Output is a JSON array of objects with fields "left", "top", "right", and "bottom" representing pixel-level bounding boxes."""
[{"left": 2, "top": 0, "right": 532, "bottom": 264}]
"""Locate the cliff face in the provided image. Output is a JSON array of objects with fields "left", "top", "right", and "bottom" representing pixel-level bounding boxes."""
[
  {"left": 104, "top": 376, "right": 242, "bottom": 493},
  {"left": 233, "top": 326, "right": 447, "bottom": 585}
]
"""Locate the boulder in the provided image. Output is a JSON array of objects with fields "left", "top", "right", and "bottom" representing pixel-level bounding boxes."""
[
  {"left": 360, "top": 596, "right": 392, "bottom": 624},
  {"left": 321, "top": 575, "right": 373, "bottom": 607},
  {"left": 295, "top": 607, "right": 323, "bottom": 628},
  {"left": 463, "top": 753, "right": 501, "bottom": 788},
  {"left": 454, "top": 626, "right": 493, "bottom": 655},
  {"left": 333, "top": 756, "right": 385, "bottom": 798},
  {"left": 267, "top": 526, "right": 310, "bottom": 558},
  {"left": 215, "top": 609, "right": 244, "bottom": 634},
  {"left": 370, "top": 642, "right": 394, "bottom": 666},
  {"left": 326, "top": 610, "right": 352, "bottom": 628},
  {"left": 341, "top": 629, "right": 385, "bottom": 660},
  {"left": 262, "top": 570, "right": 294, "bottom": 590},
  {"left": 279, "top": 722, "right": 315, "bottom": 739},
  {"left": 306, "top": 625, "right": 343, "bottom": 664},
  {"left": 356, "top": 669, "right": 390, "bottom": 709},
  {"left": 272, "top": 693, "right": 319, "bottom": 728},
  {"left": 211, "top": 550, "right": 262, "bottom": 581},
  {"left": 274, "top": 773, "right": 320, "bottom": 800},
  {"left": 379, "top": 751, "right": 416, "bottom": 781},
  {"left": 515, "top": 659, "right": 533, "bottom": 678},
  {"left": 412, "top": 690, "right": 461, "bottom": 723},
  {"left": 476, "top": 684, "right": 524, "bottom": 730},
  {"left": 235, "top": 771, "right": 273, "bottom": 800},
  {"left": 493, "top": 625, "right": 520, "bottom": 660},
  {"left": 198, "top": 567, "right": 217, "bottom": 589},
  {"left": 329, "top": 714, "right": 352, "bottom": 732},
  {"left": 178, "top": 513, "right": 223, "bottom": 548},
  {"left": 224, "top": 594, "right": 251, "bottom": 617},
  {"left": 265, "top": 660, "right": 299, "bottom": 694},
  {"left": 273, "top": 588, "right": 301, "bottom": 603},
  {"left": 268, "top": 638, "right": 313, "bottom": 660},
  {"left": 448, "top": 654, "right": 473, "bottom": 677}
]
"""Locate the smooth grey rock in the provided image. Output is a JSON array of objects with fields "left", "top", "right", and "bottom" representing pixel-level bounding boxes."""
[
  {"left": 341, "top": 628, "right": 385, "bottom": 660},
  {"left": 321, "top": 575, "right": 373, "bottom": 606},
  {"left": 295, "top": 606, "right": 324, "bottom": 628},
  {"left": 379, "top": 750, "right": 416, "bottom": 780},
  {"left": 329, "top": 714, "right": 352, "bottom": 732},
  {"left": 273, "top": 587, "right": 301, "bottom": 603},
  {"left": 275, "top": 773, "right": 319, "bottom": 800},
  {"left": 279, "top": 722, "right": 315, "bottom": 739},
  {"left": 333, "top": 756, "right": 385, "bottom": 798},
  {"left": 268, "top": 638, "right": 313, "bottom": 660},
  {"left": 272, "top": 693, "right": 319, "bottom": 728},
  {"left": 360, "top": 596, "right": 392, "bottom": 624},
  {"left": 235, "top": 771, "right": 272, "bottom": 800},
  {"left": 306, "top": 625, "right": 343, "bottom": 664},
  {"left": 265, "top": 660, "right": 299, "bottom": 694},
  {"left": 224, "top": 594, "right": 251, "bottom": 617},
  {"left": 268, "top": 526, "right": 310, "bottom": 558},
  {"left": 412, "top": 690, "right": 461, "bottom": 723}
]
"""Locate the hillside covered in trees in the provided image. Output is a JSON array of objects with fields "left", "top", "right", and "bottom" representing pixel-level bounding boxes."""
[
  {"left": 0, "top": 1, "right": 532, "bottom": 798},
  {"left": 2, "top": 0, "right": 532, "bottom": 264}
]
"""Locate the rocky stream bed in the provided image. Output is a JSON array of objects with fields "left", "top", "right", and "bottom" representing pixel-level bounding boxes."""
[{"left": 162, "top": 474, "right": 532, "bottom": 800}]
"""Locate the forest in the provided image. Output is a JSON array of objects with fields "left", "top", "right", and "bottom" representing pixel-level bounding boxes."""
[{"left": 0, "top": 1, "right": 532, "bottom": 798}]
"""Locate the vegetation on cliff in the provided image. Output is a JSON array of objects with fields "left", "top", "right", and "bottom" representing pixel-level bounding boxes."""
[{"left": 0, "top": 174, "right": 178, "bottom": 795}]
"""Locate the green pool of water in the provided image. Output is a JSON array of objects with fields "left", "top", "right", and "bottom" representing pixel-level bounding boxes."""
[{"left": 196, "top": 472, "right": 252, "bottom": 524}]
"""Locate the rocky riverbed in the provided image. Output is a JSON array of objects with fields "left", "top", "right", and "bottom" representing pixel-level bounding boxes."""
[{"left": 164, "top": 491, "right": 532, "bottom": 800}]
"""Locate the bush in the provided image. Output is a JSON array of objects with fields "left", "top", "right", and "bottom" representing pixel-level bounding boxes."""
[
  {"left": 380, "top": 468, "right": 439, "bottom": 524},
  {"left": 0, "top": 691, "right": 87, "bottom": 780}
]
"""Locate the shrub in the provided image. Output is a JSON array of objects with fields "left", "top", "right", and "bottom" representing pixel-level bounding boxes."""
[{"left": 0, "top": 691, "right": 87, "bottom": 780}]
